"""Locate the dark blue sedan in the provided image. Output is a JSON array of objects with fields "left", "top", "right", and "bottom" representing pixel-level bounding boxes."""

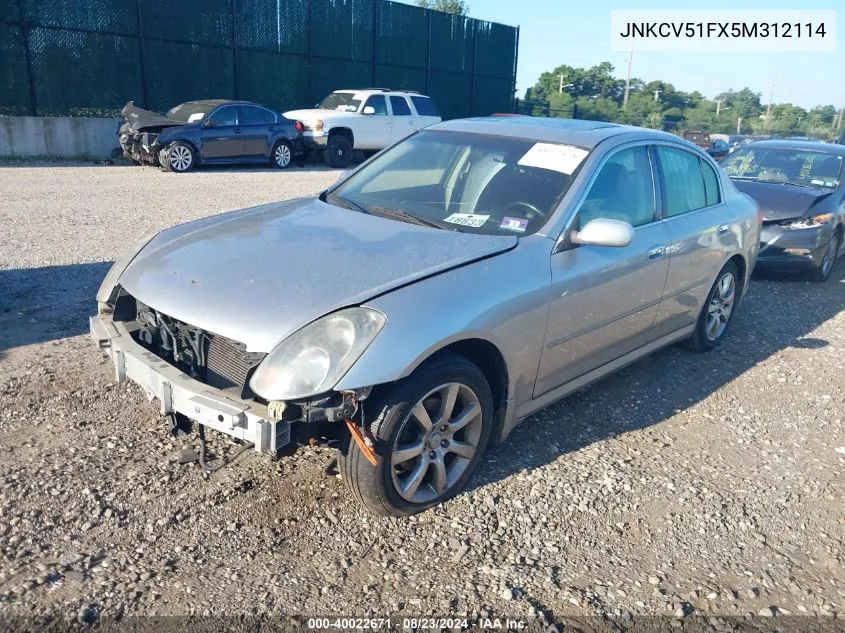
[{"left": 118, "top": 99, "right": 304, "bottom": 172}]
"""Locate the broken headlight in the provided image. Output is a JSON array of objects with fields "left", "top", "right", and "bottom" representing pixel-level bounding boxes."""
[
  {"left": 783, "top": 213, "right": 833, "bottom": 230},
  {"left": 249, "top": 307, "right": 386, "bottom": 401}
]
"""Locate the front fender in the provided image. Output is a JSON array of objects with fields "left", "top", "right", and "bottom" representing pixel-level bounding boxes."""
[{"left": 335, "top": 236, "right": 554, "bottom": 437}]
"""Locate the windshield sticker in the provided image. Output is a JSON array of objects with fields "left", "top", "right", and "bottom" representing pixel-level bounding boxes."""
[
  {"left": 188, "top": 112, "right": 204, "bottom": 122},
  {"left": 518, "top": 143, "right": 588, "bottom": 174},
  {"left": 500, "top": 216, "right": 529, "bottom": 232},
  {"left": 444, "top": 213, "right": 490, "bottom": 228}
]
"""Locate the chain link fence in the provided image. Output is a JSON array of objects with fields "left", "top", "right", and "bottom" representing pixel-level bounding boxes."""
[{"left": 1, "top": 0, "right": 518, "bottom": 120}]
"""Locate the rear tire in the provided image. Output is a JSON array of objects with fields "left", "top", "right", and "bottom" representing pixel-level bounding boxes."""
[
  {"left": 339, "top": 353, "right": 494, "bottom": 517},
  {"left": 161, "top": 141, "right": 195, "bottom": 173},
  {"left": 324, "top": 135, "right": 353, "bottom": 168},
  {"left": 810, "top": 232, "right": 840, "bottom": 283},
  {"left": 271, "top": 140, "right": 293, "bottom": 169},
  {"left": 687, "top": 260, "right": 739, "bottom": 353}
]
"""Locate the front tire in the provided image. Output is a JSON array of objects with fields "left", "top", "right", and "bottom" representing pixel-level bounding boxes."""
[
  {"left": 687, "top": 260, "right": 739, "bottom": 352},
  {"left": 271, "top": 140, "right": 293, "bottom": 169},
  {"left": 340, "top": 353, "right": 494, "bottom": 516},
  {"left": 324, "top": 135, "right": 353, "bottom": 168},
  {"left": 162, "top": 141, "right": 195, "bottom": 173},
  {"left": 810, "top": 232, "right": 841, "bottom": 283}
]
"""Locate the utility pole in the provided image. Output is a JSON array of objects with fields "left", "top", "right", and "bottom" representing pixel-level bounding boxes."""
[
  {"left": 622, "top": 40, "right": 634, "bottom": 110},
  {"left": 736, "top": 117, "right": 742, "bottom": 134},
  {"left": 653, "top": 89, "right": 661, "bottom": 102},
  {"left": 765, "top": 76, "right": 776, "bottom": 120},
  {"left": 837, "top": 106, "right": 844, "bottom": 131},
  {"left": 558, "top": 74, "right": 565, "bottom": 94}
]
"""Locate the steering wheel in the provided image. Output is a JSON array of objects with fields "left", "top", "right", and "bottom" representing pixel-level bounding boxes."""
[
  {"left": 504, "top": 200, "right": 545, "bottom": 220},
  {"left": 757, "top": 168, "right": 789, "bottom": 183}
]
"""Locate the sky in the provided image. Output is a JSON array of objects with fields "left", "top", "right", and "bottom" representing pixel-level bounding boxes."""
[{"left": 402, "top": 0, "right": 844, "bottom": 110}]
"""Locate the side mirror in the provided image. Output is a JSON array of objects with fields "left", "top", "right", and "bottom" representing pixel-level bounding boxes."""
[
  {"left": 362, "top": 106, "right": 375, "bottom": 115},
  {"left": 571, "top": 218, "right": 634, "bottom": 248},
  {"left": 203, "top": 119, "right": 216, "bottom": 127}
]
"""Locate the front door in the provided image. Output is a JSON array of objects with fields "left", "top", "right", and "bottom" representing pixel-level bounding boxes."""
[
  {"left": 356, "top": 94, "right": 392, "bottom": 149},
  {"left": 201, "top": 105, "right": 243, "bottom": 160},
  {"left": 535, "top": 144, "right": 670, "bottom": 396}
]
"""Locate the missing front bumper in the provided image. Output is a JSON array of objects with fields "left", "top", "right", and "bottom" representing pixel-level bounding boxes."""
[{"left": 90, "top": 315, "right": 291, "bottom": 455}]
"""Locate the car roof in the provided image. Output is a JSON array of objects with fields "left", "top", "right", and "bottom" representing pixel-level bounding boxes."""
[
  {"left": 428, "top": 116, "right": 684, "bottom": 149},
  {"left": 181, "top": 99, "right": 264, "bottom": 108},
  {"left": 741, "top": 139, "right": 845, "bottom": 155}
]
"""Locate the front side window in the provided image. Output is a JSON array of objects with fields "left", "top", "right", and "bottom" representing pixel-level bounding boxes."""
[
  {"left": 656, "top": 146, "right": 707, "bottom": 217},
  {"left": 364, "top": 95, "right": 388, "bottom": 115},
  {"left": 327, "top": 130, "right": 585, "bottom": 236},
  {"left": 578, "top": 146, "right": 655, "bottom": 228},
  {"left": 720, "top": 147, "right": 842, "bottom": 189},
  {"left": 206, "top": 106, "right": 238, "bottom": 127},
  {"left": 390, "top": 96, "right": 412, "bottom": 116}
]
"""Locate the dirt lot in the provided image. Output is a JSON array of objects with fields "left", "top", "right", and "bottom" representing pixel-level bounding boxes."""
[{"left": 0, "top": 163, "right": 843, "bottom": 628}]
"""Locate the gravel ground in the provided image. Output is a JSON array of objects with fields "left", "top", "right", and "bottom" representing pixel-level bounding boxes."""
[{"left": 0, "top": 163, "right": 843, "bottom": 629}]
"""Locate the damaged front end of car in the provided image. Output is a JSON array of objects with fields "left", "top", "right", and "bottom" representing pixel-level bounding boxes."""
[
  {"left": 91, "top": 287, "right": 379, "bottom": 472},
  {"left": 118, "top": 101, "right": 183, "bottom": 166}
]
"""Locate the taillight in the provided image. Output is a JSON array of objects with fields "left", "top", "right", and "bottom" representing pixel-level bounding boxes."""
[{"left": 295, "top": 121, "right": 303, "bottom": 133}]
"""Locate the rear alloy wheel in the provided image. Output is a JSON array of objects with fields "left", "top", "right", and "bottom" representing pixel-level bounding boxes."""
[
  {"left": 811, "top": 233, "right": 841, "bottom": 283},
  {"left": 272, "top": 140, "right": 293, "bottom": 169},
  {"left": 340, "top": 353, "right": 493, "bottom": 516},
  {"left": 324, "top": 135, "right": 353, "bottom": 168},
  {"left": 163, "top": 142, "right": 195, "bottom": 173},
  {"left": 688, "top": 260, "right": 739, "bottom": 352}
]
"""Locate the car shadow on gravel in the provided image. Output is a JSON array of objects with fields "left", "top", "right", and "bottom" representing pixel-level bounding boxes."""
[
  {"left": 463, "top": 265, "right": 845, "bottom": 496},
  {"left": 0, "top": 261, "right": 112, "bottom": 357}
]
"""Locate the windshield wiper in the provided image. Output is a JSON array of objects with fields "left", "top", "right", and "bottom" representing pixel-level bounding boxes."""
[
  {"left": 729, "top": 175, "right": 758, "bottom": 181},
  {"left": 756, "top": 179, "right": 815, "bottom": 188},
  {"left": 366, "top": 206, "right": 463, "bottom": 231},
  {"left": 324, "top": 190, "right": 370, "bottom": 215}
]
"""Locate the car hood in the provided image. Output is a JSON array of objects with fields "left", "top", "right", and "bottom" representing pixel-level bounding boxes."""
[
  {"left": 118, "top": 198, "right": 517, "bottom": 352},
  {"left": 732, "top": 180, "right": 835, "bottom": 221},
  {"left": 121, "top": 101, "right": 185, "bottom": 133},
  {"left": 283, "top": 108, "right": 359, "bottom": 121}
]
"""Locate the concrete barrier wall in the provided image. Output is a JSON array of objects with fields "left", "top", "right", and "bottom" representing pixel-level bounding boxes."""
[{"left": 0, "top": 116, "right": 119, "bottom": 159}]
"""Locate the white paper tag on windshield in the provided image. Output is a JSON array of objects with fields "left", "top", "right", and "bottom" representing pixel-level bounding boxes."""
[
  {"left": 188, "top": 112, "right": 204, "bottom": 122},
  {"left": 444, "top": 213, "right": 490, "bottom": 228},
  {"left": 518, "top": 143, "right": 588, "bottom": 174}
]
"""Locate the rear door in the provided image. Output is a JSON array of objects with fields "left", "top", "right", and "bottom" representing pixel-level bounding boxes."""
[
  {"left": 535, "top": 143, "right": 671, "bottom": 395},
  {"left": 200, "top": 105, "right": 243, "bottom": 159},
  {"left": 650, "top": 144, "right": 736, "bottom": 338},
  {"left": 389, "top": 95, "right": 417, "bottom": 144},
  {"left": 238, "top": 105, "right": 276, "bottom": 158}
]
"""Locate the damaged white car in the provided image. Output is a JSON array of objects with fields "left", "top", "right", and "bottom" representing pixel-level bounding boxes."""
[{"left": 92, "top": 117, "right": 758, "bottom": 516}]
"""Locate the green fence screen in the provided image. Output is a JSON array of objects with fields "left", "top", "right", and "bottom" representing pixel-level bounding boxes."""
[{"left": 1, "top": 0, "right": 518, "bottom": 119}]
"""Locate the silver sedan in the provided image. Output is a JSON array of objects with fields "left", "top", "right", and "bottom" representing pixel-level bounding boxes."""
[{"left": 91, "top": 117, "right": 760, "bottom": 516}]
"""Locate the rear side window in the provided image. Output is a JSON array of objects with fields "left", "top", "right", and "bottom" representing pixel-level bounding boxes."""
[
  {"left": 390, "top": 96, "right": 412, "bottom": 116},
  {"left": 238, "top": 106, "right": 275, "bottom": 125},
  {"left": 700, "top": 160, "right": 721, "bottom": 206},
  {"left": 411, "top": 96, "right": 440, "bottom": 117},
  {"left": 656, "top": 146, "right": 707, "bottom": 217}
]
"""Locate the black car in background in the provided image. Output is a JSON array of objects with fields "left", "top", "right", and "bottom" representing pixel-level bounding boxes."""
[
  {"left": 118, "top": 100, "right": 304, "bottom": 172},
  {"left": 719, "top": 140, "right": 845, "bottom": 282}
]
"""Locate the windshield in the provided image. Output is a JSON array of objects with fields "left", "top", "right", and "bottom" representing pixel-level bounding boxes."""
[
  {"left": 318, "top": 92, "right": 362, "bottom": 112},
  {"left": 166, "top": 102, "right": 211, "bottom": 123},
  {"left": 720, "top": 147, "right": 843, "bottom": 188},
  {"left": 328, "top": 130, "right": 587, "bottom": 236}
]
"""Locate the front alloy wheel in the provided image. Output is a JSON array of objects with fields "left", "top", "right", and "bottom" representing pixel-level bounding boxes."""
[
  {"left": 165, "top": 142, "right": 194, "bottom": 172},
  {"left": 811, "top": 233, "right": 840, "bottom": 282},
  {"left": 340, "top": 353, "right": 493, "bottom": 516}
]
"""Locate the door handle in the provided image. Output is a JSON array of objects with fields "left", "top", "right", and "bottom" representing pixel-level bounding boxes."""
[
  {"left": 233, "top": 128, "right": 241, "bottom": 134},
  {"left": 267, "top": 126, "right": 275, "bottom": 132},
  {"left": 647, "top": 245, "right": 665, "bottom": 260},
  {"left": 717, "top": 224, "right": 730, "bottom": 234}
]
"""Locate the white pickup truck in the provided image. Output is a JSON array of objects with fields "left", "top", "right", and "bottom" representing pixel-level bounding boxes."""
[{"left": 284, "top": 89, "right": 442, "bottom": 167}]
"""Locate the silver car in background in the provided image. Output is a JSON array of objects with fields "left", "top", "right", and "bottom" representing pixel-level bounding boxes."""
[{"left": 91, "top": 118, "right": 760, "bottom": 516}]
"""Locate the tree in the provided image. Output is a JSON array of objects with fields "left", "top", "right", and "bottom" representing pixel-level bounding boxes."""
[{"left": 415, "top": 0, "right": 469, "bottom": 15}]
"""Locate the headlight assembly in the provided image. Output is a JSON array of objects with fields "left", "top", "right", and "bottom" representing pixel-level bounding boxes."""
[
  {"left": 783, "top": 213, "right": 833, "bottom": 230},
  {"left": 249, "top": 307, "right": 387, "bottom": 401}
]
